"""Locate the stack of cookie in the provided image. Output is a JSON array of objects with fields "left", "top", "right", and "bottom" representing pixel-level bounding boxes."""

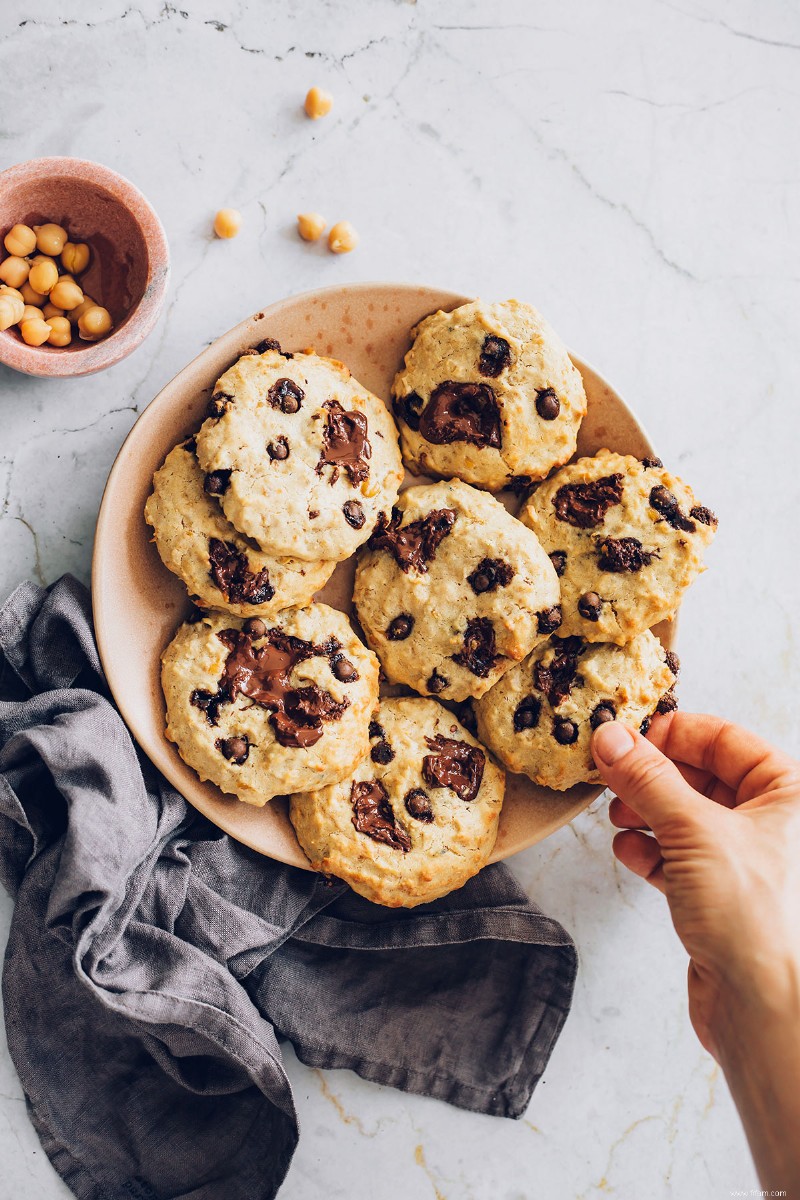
[{"left": 146, "top": 300, "right": 717, "bottom": 908}]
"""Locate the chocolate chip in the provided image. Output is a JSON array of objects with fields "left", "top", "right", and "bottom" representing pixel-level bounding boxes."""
[
  {"left": 665, "top": 650, "right": 680, "bottom": 677},
  {"left": 554, "top": 475, "right": 624, "bottom": 528},
  {"left": 267, "top": 377, "right": 304, "bottom": 413},
  {"left": 597, "top": 536, "right": 657, "bottom": 573},
  {"left": 308, "top": 510, "right": 319, "bottom": 519},
  {"left": 371, "top": 739, "right": 395, "bottom": 764},
  {"left": 478, "top": 334, "right": 511, "bottom": 377},
  {"left": 208, "top": 539, "right": 274, "bottom": 606},
  {"left": 190, "top": 687, "right": 228, "bottom": 726},
  {"left": 553, "top": 718, "right": 578, "bottom": 745},
  {"left": 418, "top": 381, "right": 502, "bottom": 450},
  {"left": 331, "top": 656, "right": 358, "bottom": 682},
  {"left": 404, "top": 788, "right": 434, "bottom": 822},
  {"left": 255, "top": 337, "right": 284, "bottom": 354},
  {"left": 268, "top": 437, "right": 289, "bottom": 460},
  {"left": 387, "top": 614, "right": 414, "bottom": 640},
  {"left": 549, "top": 550, "right": 567, "bottom": 577},
  {"left": 369, "top": 507, "right": 456, "bottom": 573},
  {"left": 203, "top": 469, "right": 232, "bottom": 496},
  {"left": 467, "top": 558, "right": 514, "bottom": 594},
  {"left": 182, "top": 436, "right": 197, "bottom": 455},
  {"left": 453, "top": 617, "right": 498, "bottom": 678},
  {"left": 422, "top": 734, "right": 485, "bottom": 802},
  {"left": 392, "top": 391, "right": 423, "bottom": 432},
  {"left": 590, "top": 702, "right": 616, "bottom": 730},
  {"left": 532, "top": 635, "right": 583, "bottom": 706},
  {"left": 513, "top": 695, "right": 541, "bottom": 732},
  {"left": 536, "top": 605, "right": 562, "bottom": 635},
  {"left": 342, "top": 500, "right": 365, "bottom": 529},
  {"left": 649, "top": 485, "right": 696, "bottom": 532},
  {"left": 640, "top": 715, "right": 652, "bottom": 735},
  {"left": 368, "top": 720, "right": 385, "bottom": 740},
  {"left": 452, "top": 699, "right": 478, "bottom": 736},
  {"left": 427, "top": 670, "right": 449, "bottom": 694},
  {"left": 656, "top": 689, "right": 679, "bottom": 715},
  {"left": 690, "top": 505, "right": 718, "bottom": 527},
  {"left": 218, "top": 735, "right": 249, "bottom": 764},
  {"left": 535, "top": 387, "right": 560, "bottom": 421},
  {"left": 641, "top": 456, "right": 663, "bottom": 469},
  {"left": 351, "top": 779, "right": 411, "bottom": 851},
  {"left": 506, "top": 475, "right": 536, "bottom": 499},
  {"left": 578, "top": 592, "right": 602, "bottom": 620},
  {"left": 208, "top": 392, "right": 233, "bottom": 419},
  {"left": 243, "top": 618, "right": 267, "bottom": 638},
  {"left": 186, "top": 605, "right": 205, "bottom": 624},
  {"left": 317, "top": 400, "right": 371, "bottom": 486}
]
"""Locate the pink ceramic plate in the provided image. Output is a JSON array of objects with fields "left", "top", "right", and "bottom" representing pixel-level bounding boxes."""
[{"left": 93, "top": 283, "right": 673, "bottom": 869}]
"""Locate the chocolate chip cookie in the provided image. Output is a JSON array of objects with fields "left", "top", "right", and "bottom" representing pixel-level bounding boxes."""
[
  {"left": 474, "top": 630, "right": 677, "bottom": 791},
  {"left": 161, "top": 605, "right": 380, "bottom": 806},
  {"left": 353, "top": 478, "right": 561, "bottom": 702},
  {"left": 520, "top": 450, "right": 718, "bottom": 644},
  {"left": 145, "top": 439, "right": 335, "bottom": 616},
  {"left": 289, "top": 697, "right": 505, "bottom": 907},
  {"left": 195, "top": 349, "right": 404, "bottom": 562},
  {"left": 391, "top": 299, "right": 587, "bottom": 492}
]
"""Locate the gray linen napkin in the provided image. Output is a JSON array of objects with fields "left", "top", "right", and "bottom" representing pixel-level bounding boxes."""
[{"left": 0, "top": 576, "right": 577, "bottom": 1200}]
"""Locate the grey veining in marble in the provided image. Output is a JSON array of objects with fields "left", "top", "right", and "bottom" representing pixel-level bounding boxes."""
[{"left": 2, "top": 0, "right": 799, "bottom": 1195}]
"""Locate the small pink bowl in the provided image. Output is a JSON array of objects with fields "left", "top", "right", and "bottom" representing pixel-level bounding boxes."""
[{"left": 0, "top": 157, "right": 169, "bottom": 377}]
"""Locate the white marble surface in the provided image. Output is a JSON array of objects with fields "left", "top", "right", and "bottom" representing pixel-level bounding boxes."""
[{"left": 1, "top": 0, "right": 799, "bottom": 1195}]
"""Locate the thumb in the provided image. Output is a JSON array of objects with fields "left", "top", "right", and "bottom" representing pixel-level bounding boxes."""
[{"left": 591, "top": 720, "right": 703, "bottom": 837}]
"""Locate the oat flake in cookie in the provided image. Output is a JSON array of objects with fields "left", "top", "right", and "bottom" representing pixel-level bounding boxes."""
[
  {"left": 391, "top": 298, "right": 587, "bottom": 492},
  {"left": 195, "top": 349, "right": 403, "bottom": 562},
  {"left": 289, "top": 697, "right": 505, "bottom": 907},
  {"left": 520, "top": 449, "right": 718, "bottom": 644},
  {"left": 161, "top": 605, "right": 379, "bottom": 806},
  {"left": 145, "top": 440, "right": 335, "bottom": 616},
  {"left": 475, "top": 630, "right": 676, "bottom": 791},
  {"left": 353, "top": 478, "right": 561, "bottom": 703}
]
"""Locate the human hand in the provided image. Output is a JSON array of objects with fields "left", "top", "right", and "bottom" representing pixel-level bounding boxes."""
[{"left": 591, "top": 713, "right": 800, "bottom": 1059}]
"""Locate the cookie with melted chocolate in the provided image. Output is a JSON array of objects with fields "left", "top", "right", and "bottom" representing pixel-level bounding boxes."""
[
  {"left": 353, "top": 478, "right": 560, "bottom": 702},
  {"left": 475, "top": 630, "right": 675, "bottom": 791},
  {"left": 195, "top": 348, "right": 403, "bottom": 563},
  {"left": 161, "top": 605, "right": 380, "bottom": 807},
  {"left": 145, "top": 440, "right": 335, "bottom": 616},
  {"left": 391, "top": 298, "right": 587, "bottom": 491},
  {"left": 289, "top": 697, "right": 505, "bottom": 908},
  {"left": 521, "top": 449, "right": 718, "bottom": 644}
]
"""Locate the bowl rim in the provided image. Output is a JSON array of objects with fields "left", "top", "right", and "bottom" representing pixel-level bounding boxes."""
[{"left": 0, "top": 155, "right": 169, "bottom": 378}]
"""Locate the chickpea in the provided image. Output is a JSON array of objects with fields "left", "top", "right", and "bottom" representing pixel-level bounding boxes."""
[
  {"left": 4, "top": 223, "right": 36, "bottom": 257},
  {"left": 297, "top": 212, "right": 326, "bottom": 241},
  {"left": 50, "top": 278, "right": 84, "bottom": 311},
  {"left": 28, "top": 259, "right": 58, "bottom": 295},
  {"left": 20, "top": 317, "right": 52, "bottom": 346},
  {"left": 0, "top": 296, "right": 23, "bottom": 331},
  {"left": 46, "top": 315, "right": 72, "bottom": 347},
  {"left": 327, "top": 220, "right": 359, "bottom": 254},
  {"left": 20, "top": 280, "right": 47, "bottom": 307},
  {"left": 21, "top": 305, "right": 43, "bottom": 323},
  {"left": 213, "top": 208, "right": 241, "bottom": 239},
  {"left": 69, "top": 294, "right": 97, "bottom": 325},
  {"left": 77, "top": 305, "right": 113, "bottom": 340},
  {"left": 34, "top": 223, "right": 68, "bottom": 256},
  {"left": 0, "top": 255, "right": 30, "bottom": 288},
  {"left": 0, "top": 284, "right": 24, "bottom": 304},
  {"left": 60, "top": 242, "right": 90, "bottom": 274},
  {"left": 304, "top": 86, "right": 333, "bottom": 119},
  {"left": 42, "top": 302, "right": 64, "bottom": 319}
]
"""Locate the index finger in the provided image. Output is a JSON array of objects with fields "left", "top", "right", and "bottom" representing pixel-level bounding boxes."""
[{"left": 646, "top": 711, "right": 799, "bottom": 802}]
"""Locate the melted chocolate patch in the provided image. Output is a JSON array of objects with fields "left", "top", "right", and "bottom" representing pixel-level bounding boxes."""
[
  {"left": 422, "top": 735, "right": 485, "bottom": 801},
  {"left": 392, "top": 391, "right": 423, "bottom": 432},
  {"left": 368, "top": 507, "right": 456, "bottom": 573},
  {"left": 204, "top": 470, "right": 232, "bottom": 496},
  {"left": 267, "top": 377, "right": 304, "bottom": 413},
  {"left": 597, "top": 536, "right": 657, "bottom": 573},
  {"left": 208, "top": 538, "right": 274, "bottom": 606},
  {"left": 478, "top": 335, "right": 511, "bottom": 377},
  {"left": 351, "top": 780, "right": 411, "bottom": 851},
  {"left": 649, "top": 486, "right": 696, "bottom": 533},
  {"left": 404, "top": 788, "right": 433, "bottom": 822},
  {"left": 467, "top": 558, "right": 514, "bottom": 594},
  {"left": 532, "top": 636, "right": 583, "bottom": 706},
  {"left": 513, "top": 695, "right": 541, "bottom": 732},
  {"left": 553, "top": 474, "right": 624, "bottom": 528},
  {"left": 342, "top": 500, "right": 365, "bottom": 529},
  {"left": 316, "top": 400, "right": 371, "bottom": 486},
  {"left": 199, "top": 626, "right": 349, "bottom": 747},
  {"left": 190, "top": 688, "right": 228, "bottom": 727},
  {"left": 453, "top": 617, "right": 498, "bottom": 678},
  {"left": 418, "top": 381, "right": 501, "bottom": 450}
]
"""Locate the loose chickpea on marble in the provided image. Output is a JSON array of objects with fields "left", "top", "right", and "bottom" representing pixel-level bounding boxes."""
[
  {"left": 327, "top": 220, "right": 359, "bottom": 254},
  {"left": 297, "top": 212, "right": 326, "bottom": 241},
  {"left": 213, "top": 208, "right": 241, "bottom": 239},
  {"left": 304, "top": 86, "right": 333, "bottom": 119},
  {"left": 3, "top": 223, "right": 36, "bottom": 257}
]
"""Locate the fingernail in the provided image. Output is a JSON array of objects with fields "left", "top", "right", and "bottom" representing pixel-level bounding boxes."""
[{"left": 592, "top": 721, "right": 635, "bottom": 766}]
